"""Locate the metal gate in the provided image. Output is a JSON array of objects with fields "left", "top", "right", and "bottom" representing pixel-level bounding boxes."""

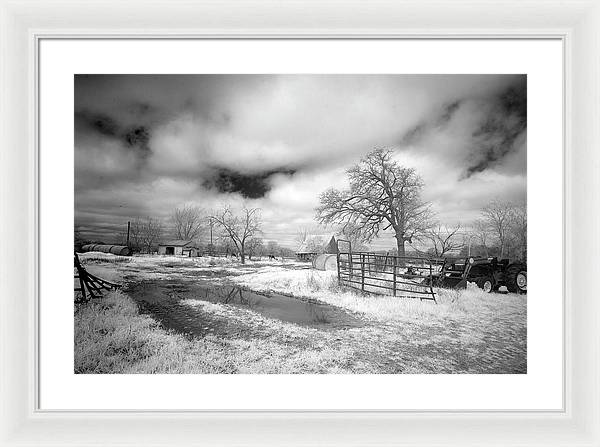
[{"left": 336, "top": 240, "right": 441, "bottom": 302}]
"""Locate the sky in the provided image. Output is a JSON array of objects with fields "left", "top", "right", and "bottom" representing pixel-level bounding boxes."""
[{"left": 74, "top": 74, "right": 526, "bottom": 250}]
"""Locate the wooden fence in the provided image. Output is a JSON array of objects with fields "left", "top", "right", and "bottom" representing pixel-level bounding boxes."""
[{"left": 336, "top": 250, "right": 443, "bottom": 302}]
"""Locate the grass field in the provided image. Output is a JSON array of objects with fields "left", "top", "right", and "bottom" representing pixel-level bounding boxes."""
[{"left": 75, "top": 254, "right": 526, "bottom": 374}]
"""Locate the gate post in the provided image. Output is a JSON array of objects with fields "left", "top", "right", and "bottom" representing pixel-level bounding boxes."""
[
  {"left": 392, "top": 256, "right": 397, "bottom": 297},
  {"left": 337, "top": 251, "right": 341, "bottom": 285},
  {"left": 361, "top": 253, "right": 365, "bottom": 291},
  {"left": 428, "top": 260, "right": 437, "bottom": 303}
]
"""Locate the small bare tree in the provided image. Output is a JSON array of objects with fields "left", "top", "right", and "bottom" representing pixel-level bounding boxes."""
[
  {"left": 304, "top": 236, "right": 324, "bottom": 254},
  {"left": 130, "top": 217, "right": 163, "bottom": 253},
  {"left": 422, "top": 223, "right": 464, "bottom": 257},
  {"left": 266, "top": 240, "right": 280, "bottom": 257},
  {"left": 295, "top": 227, "right": 309, "bottom": 250},
  {"left": 316, "top": 148, "right": 434, "bottom": 256},
  {"left": 172, "top": 205, "right": 205, "bottom": 241},
  {"left": 481, "top": 199, "right": 514, "bottom": 258},
  {"left": 471, "top": 218, "right": 491, "bottom": 256},
  {"left": 246, "top": 237, "right": 264, "bottom": 260},
  {"left": 210, "top": 206, "right": 262, "bottom": 264},
  {"left": 510, "top": 202, "right": 527, "bottom": 261}
]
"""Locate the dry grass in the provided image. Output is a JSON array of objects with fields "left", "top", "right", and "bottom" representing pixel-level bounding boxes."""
[
  {"left": 74, "top": 290, "right": 366, "bottom": 374},
  {"left": 231, "top": 268, "right": 526, "bottom": 324}
]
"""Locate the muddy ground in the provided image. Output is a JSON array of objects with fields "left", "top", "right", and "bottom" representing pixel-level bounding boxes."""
[{"left": 78, "top": 255, "right": 527, "bottom": 374}]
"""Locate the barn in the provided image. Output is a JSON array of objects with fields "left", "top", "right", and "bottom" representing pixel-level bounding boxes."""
[
  {"left": 296, "top": 235, "right": 339, "bottom": 261},
  {"left": 157, "top": 240, "right": 198, "bottom": 256},
  {"left": 295, "top": 245, "right": 317, "bottom": 262},
  {"left": 324, "top": 235, "right": 339, "bottom": 254}
]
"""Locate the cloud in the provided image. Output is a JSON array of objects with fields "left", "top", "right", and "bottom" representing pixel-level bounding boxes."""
[
  {"left": 203, "top": 168, "right": 297, "bottom": 199},
  {"left": 75, "top": 74, "right": 526, "bottom": 246}
]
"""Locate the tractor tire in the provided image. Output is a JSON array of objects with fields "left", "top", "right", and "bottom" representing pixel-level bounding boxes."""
[
  {"left": 476, "top": 277, "right": 494, "bottom": 293},
  {"left": 505, "top": 263, "right": 527, "bottom": 294}
]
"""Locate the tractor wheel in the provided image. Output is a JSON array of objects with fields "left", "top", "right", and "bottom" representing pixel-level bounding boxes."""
[
  {"left": 506, "top": 263, "right": 527, "bottom": 294},
  {"left": 477, "top": 277, "right": 494, "bottom": 293}
]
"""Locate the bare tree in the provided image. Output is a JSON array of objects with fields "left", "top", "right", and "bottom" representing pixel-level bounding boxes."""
[
  {"left": 481, "top": 199, "right": 514, "bottom": 258},
  {"left": 510, "top": 202, "right": 527, "bottom": 261},
  {"left": 246, "top": 237, "right": 264, "bottom": 260},
  {"left": 471, "top": 218, "right": 492, "bottom": 257},
  {"left": 422, "top": 223, "right": 464, "bottom": 257},
  {"left": 266, "top": 240, "right": 280, "bottom": 257},
  {"left": 172, "top": 205, "right": 205, "bottom": 241},
  {"left": 295, "top": 227, "right": 309, "bottom": 250},
  {"left": 303, "top": 235, "right": 324, "bottom": 254},
  {"left": 217, "top": 236, "right": 236, "bottom": 256},
  {"left": 128, "top": 218, "right": 144, "bottom": 252},
  {"left": 316, "top": 148, "right": 434, "bottom": 256},
  {"left": 210, "top": 206, "right": 262, "bottom": 264},
  {"left": 130, "top": 217, "right": 163, "bottom": 253},
  {"left": 336, "top": 222, "right": 369, "bottom": 252}
]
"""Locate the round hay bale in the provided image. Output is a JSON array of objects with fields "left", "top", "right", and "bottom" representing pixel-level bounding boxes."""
[
  {"left": 80, "top": 244, "right": 131, "bottom": 256},
  {"left": 312, "top": 254, "right": 338, "bottom": 271}
]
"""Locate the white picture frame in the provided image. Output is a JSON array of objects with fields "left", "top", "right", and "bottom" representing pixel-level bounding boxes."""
[{"left": 1, "top": 1, "right": 598, "bottom": 445}]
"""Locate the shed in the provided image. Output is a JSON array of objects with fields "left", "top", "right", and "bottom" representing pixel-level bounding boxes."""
[
  {"left": 295, "top": 242, "right": 318, "bottom": 262},
  {"left": 158, "top": 240, "right": 198, "bottom": 256}
]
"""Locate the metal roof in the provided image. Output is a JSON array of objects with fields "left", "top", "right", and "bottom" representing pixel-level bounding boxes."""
[{"left": 159, "top": 240, "right": 193, "bottom": 247}]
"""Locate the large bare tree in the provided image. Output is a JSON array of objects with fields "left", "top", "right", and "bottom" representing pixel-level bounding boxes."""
[
  {"left": 172, "top": 205, "right": 205, "bottom": 241},
  {"left": 316, "top": 148, "right": 433, "bottom": 256},
  {"left": 210, "top": 206, "right": 262, "bottom": 264}
]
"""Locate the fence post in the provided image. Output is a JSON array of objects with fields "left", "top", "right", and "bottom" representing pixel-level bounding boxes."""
[
  {"left": 361, "top": 253, "right": 365, "bottom": 291},
  {"left": 392, "top": 256, "right": 397, "bottom": 297},
  {"left": 337, "top": 251, "right": 341, "bottom": 285},
  {"left": 348, "top": 245, "right": 353, "bottom": 280},
  {"left": 429, "top": 260, "right": 437, "bottom": 303}
]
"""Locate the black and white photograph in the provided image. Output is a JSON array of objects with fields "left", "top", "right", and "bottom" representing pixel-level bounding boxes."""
[{"left": 74, "top": 74, "right": 527, "bottom": 374}]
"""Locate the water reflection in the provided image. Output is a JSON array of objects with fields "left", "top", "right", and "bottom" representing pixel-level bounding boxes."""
[
  {"left": 126, "top": 280, "right": 361, "bottom": 339},
  {"left": 189, "top": 284, "right": 332, "bottom": 325}
]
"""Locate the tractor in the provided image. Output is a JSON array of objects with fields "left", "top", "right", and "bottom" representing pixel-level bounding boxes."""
[{"left": 435, "top": 256, "right": 527, "bottom": 294}]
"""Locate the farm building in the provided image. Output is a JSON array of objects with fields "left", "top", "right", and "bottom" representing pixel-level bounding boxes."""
[
  {"left": 296, "top": 235, "right": 338, "bottom": 261},
  {"left": 157, "top": 240, "right": 199, "bottom": 256},
  {"left": 324, "top": 235, "right": 339, "bottom": 254},
  {"left": 296, "top": 248, "right": 317, "bottom": 262}
]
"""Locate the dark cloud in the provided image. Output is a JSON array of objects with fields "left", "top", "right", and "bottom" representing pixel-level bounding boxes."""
[
  {"left": 203, "top": 168, "right": 296, "bottom": 199},
  {"left": 464, "top": 77, "right": 526, "bottom": 177},
  {"left": 75, "top": 109, "right": 153, "bottom": 167},
  {"left": 399, "top": 100, "right": 462, "bottom": 146},
  {"left": 396, "top": 76, "right": 526, "bottom": 179},
  {"left": 124, "top": 125, "right": 152, "bottom": 160},
  {"left": 75, "top": 111, "right": 120, "bottom": 137}
]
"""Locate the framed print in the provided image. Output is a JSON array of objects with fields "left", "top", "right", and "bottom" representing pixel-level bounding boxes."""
[{"left": 1, "top": 1, "right": 599, "bottom": 446}]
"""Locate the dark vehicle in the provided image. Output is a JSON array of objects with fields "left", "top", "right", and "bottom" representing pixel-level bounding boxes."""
[{"left": 435, "top": 257, "right": 527, "bottom": 294}]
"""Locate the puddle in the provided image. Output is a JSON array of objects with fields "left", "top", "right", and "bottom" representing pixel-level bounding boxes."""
[{"left": 126, "top": 279, "right": 363, "bottom": 338}]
